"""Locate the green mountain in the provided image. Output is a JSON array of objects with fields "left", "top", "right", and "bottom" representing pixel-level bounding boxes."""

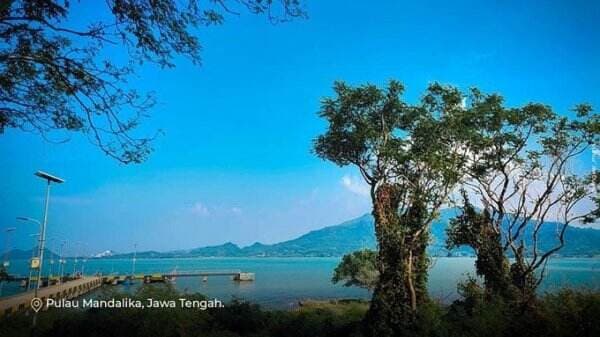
[
  {"left": 190, "top": 242, "right": 242, "bottom": 256},
  {"left": 239, "top": 214, "right": 376, "bottom": 257},
  {"left": 107, "top": 208, "right": 600, "bottom": 258},
  {"left": 4, "top": 248, "right": 60, "bottom": 260}
]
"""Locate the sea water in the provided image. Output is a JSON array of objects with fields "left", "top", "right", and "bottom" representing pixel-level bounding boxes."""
[{"left": 1, "top": 257, "right": 598, "bottom": 308}]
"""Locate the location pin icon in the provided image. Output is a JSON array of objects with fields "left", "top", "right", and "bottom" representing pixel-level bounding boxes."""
[{"left": 31, "top": 297, "right": 43, "bottom": 313}]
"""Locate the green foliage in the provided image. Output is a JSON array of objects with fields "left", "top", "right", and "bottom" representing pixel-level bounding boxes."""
[
  {"left": 1, "top": 285, "right": 599, "bottom": 337},
  {"left": 0, "top": 0, "right": 306, "bottom": 163},
  {"left": 444, "top": 288, "right": 600, "bottom": 337},
  {"left": 446, "top": 192, "right": 514, "bottom": 299},
  {"left": 317, "top": 81, "right": 457, "bottom": 335},
  {"left": 314, "top": 78, "right": 598, "bottom": 336},
  {"left": 314, "top": 80, "right": 406, "bottom": 172},
  {"left": 447, "top": 89, "right": 598, "bottom": 305},
  {"left": 0, "top": 285, "right": 366, "bottom": 337},
  {"left": 332, "top": 249, "right": 379, "bottom": 290},
  {"left": 314, "top": 80, "right": 474, "bottom": 336},
  {"left": 537, "top": 289, "right": 600, "bottom": 337}
]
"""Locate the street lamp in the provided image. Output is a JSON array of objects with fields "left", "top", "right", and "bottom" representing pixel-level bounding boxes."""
[
  {"left": 46, "top": 236, "right": 59, "bottom": 282},
  {"left": 131, "top": 243, "right": 137, "bottom": 284},
  {"left": 16, "top": 217, "right": 41, "bottom": 225},
  {"left": 26, "top": 233, "right": 40, "bottom": 291},
  {"left": 33, "top": 170, "right": 64, "bottom": 327},
  {"left": 72, "top": 242, "right": 79, "bottom": 277},
  {"left": 78, "top": 242, "right": 89, "bottom": 276},
  {"left": 58, "top": 240, "right": 66, "bottom": 285},
  {"left": 2, "top": 227, "right": 16, "bottom": 268},
  {"left": 72, "top": 241, "right": 87, "bottom": 277},
  {"left": 17, "top": 217, "right": 42, "bottom": 291}
]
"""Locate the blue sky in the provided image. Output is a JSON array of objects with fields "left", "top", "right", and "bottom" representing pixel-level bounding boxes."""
[{"left": 1, "top": 0, "right": 599, "bottom": 255}]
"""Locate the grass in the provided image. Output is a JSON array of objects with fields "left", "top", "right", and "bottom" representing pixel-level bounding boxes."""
[{"left": 297, "top": 299, "right": 369, "bottom": 318}]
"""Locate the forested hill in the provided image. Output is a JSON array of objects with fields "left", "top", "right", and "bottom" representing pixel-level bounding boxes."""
[{"left": 106, "top": 208, "right": 600, "bottom": 258}]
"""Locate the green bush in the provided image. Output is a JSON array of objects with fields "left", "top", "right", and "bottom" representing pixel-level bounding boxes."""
[
  {"left": 537, "top": 289, "right": 600, "bottom": 337},
  {"left": 1, "top": 285, "right": 598, "bottom": 337},
  {"left": 442, "top": 287, "right": 600, "bottom": 337}
]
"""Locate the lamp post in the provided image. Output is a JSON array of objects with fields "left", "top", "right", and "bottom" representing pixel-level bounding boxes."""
[
  {"left": 73, "top": 241, "right": 87, "bottom": 277},
  {"left": 32, "top": 170, "right": 64, "bottom": 326},
  {"left": 131, "top": 243, "right": 137, "bottom": 284},
  {"left": 46, "top": 237, "right": 59, "bottom": 282},
  {"left": 72, "top": 253, "right": 78, "bottom": 277},
  {"left": 2, "top": 227, "right": 16, "bottom": 268},
  {"left": 58, "top": 240, "right": 66, "bottom": 284},
  {"left": 79, "top": 242, "right": 88, "bottom": 276},
  {"left": 27, "top": 233, "right": 40, "bottom": 291},
  {"left": 16, "top": 217, "right": 42, "bottom": 291}
]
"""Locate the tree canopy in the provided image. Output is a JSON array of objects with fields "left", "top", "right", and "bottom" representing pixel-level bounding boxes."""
[
  {"left": 0, "top": 0, "right": 306, "bottom": 163},
  {"left": 446, "top": 90, "right": 599, "bottom": 303},
  {"left": 315, "top": 80, "right": 599, "bottom": 335},
  {"left": 314, "top": 81, "right": 469, "bottom": 217},
  {"left": 314, "top": 81, "right": 474, "bottom": 336}
]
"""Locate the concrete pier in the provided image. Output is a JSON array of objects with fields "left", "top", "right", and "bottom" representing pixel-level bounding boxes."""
[
  {"left": 0, "top": 277, "right": 102, "bottom": 316},
  {"left": 233, "top": 272, "right": 255, "bottom": 281},
  {"left": 0, "top": 269, "right": 255, "bottom": 316}
]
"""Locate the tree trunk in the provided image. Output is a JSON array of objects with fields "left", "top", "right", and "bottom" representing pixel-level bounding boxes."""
[
  {"left": 407, "top": 250, "right": 417, "bottom": 311},
  {"left": 364, "top": 185, "right": 429, "bottom": 337},
  {"left": 448, "top": 206, "right": 514, "bottom": 301},
  {"left": 509, "top": 251, "right": 537, "bottom": 307},
  {"left": 476, "top": 226, "right": 514, "bottom": 300}
]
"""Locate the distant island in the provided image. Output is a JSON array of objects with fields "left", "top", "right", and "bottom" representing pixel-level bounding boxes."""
[
  {"left": 7, "top": 208, "right": 599, "bottom": 259},
  {"left": 97, "top": 208, "right": 600, "bottom": 259}
]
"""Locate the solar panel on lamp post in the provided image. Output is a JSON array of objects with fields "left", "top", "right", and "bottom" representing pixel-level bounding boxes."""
[{"left": 32, "top": 171, "right": 64, "bottom": 327}]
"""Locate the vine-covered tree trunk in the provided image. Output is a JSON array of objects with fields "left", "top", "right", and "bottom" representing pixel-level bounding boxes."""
[
  {"left": 476, "top": 226, "right": 514, "bottom": 300},
  {"left": 364, "top": 184, "right": 429, "bottom": 337},
  {"left": 408, "top": 226, "right": 430, "bottom": 311},
  {"left": 510, "top": 250, "right": 537, "bottom": 307},
  {"left": 447, "top": 203, "right": 515, "bottom": 301}
]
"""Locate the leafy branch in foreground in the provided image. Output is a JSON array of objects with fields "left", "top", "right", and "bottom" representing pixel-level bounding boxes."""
[{"left": 0, "top": 0, "right": 306, "bottom": 163}]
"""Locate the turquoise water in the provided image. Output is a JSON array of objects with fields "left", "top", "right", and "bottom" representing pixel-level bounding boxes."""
[{"left": 1, "top": 257, "right": 599, "bottom": 308}]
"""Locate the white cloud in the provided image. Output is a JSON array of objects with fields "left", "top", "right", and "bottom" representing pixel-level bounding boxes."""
[
  {"left": 231, "top": 207, "right": 242, "bottom": 214},
  {"left": 341, "top": 174, "right": 370, "bottom": 197},
  {"left": 190, "top": 201, "right": 210, "bottom": 216}
]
